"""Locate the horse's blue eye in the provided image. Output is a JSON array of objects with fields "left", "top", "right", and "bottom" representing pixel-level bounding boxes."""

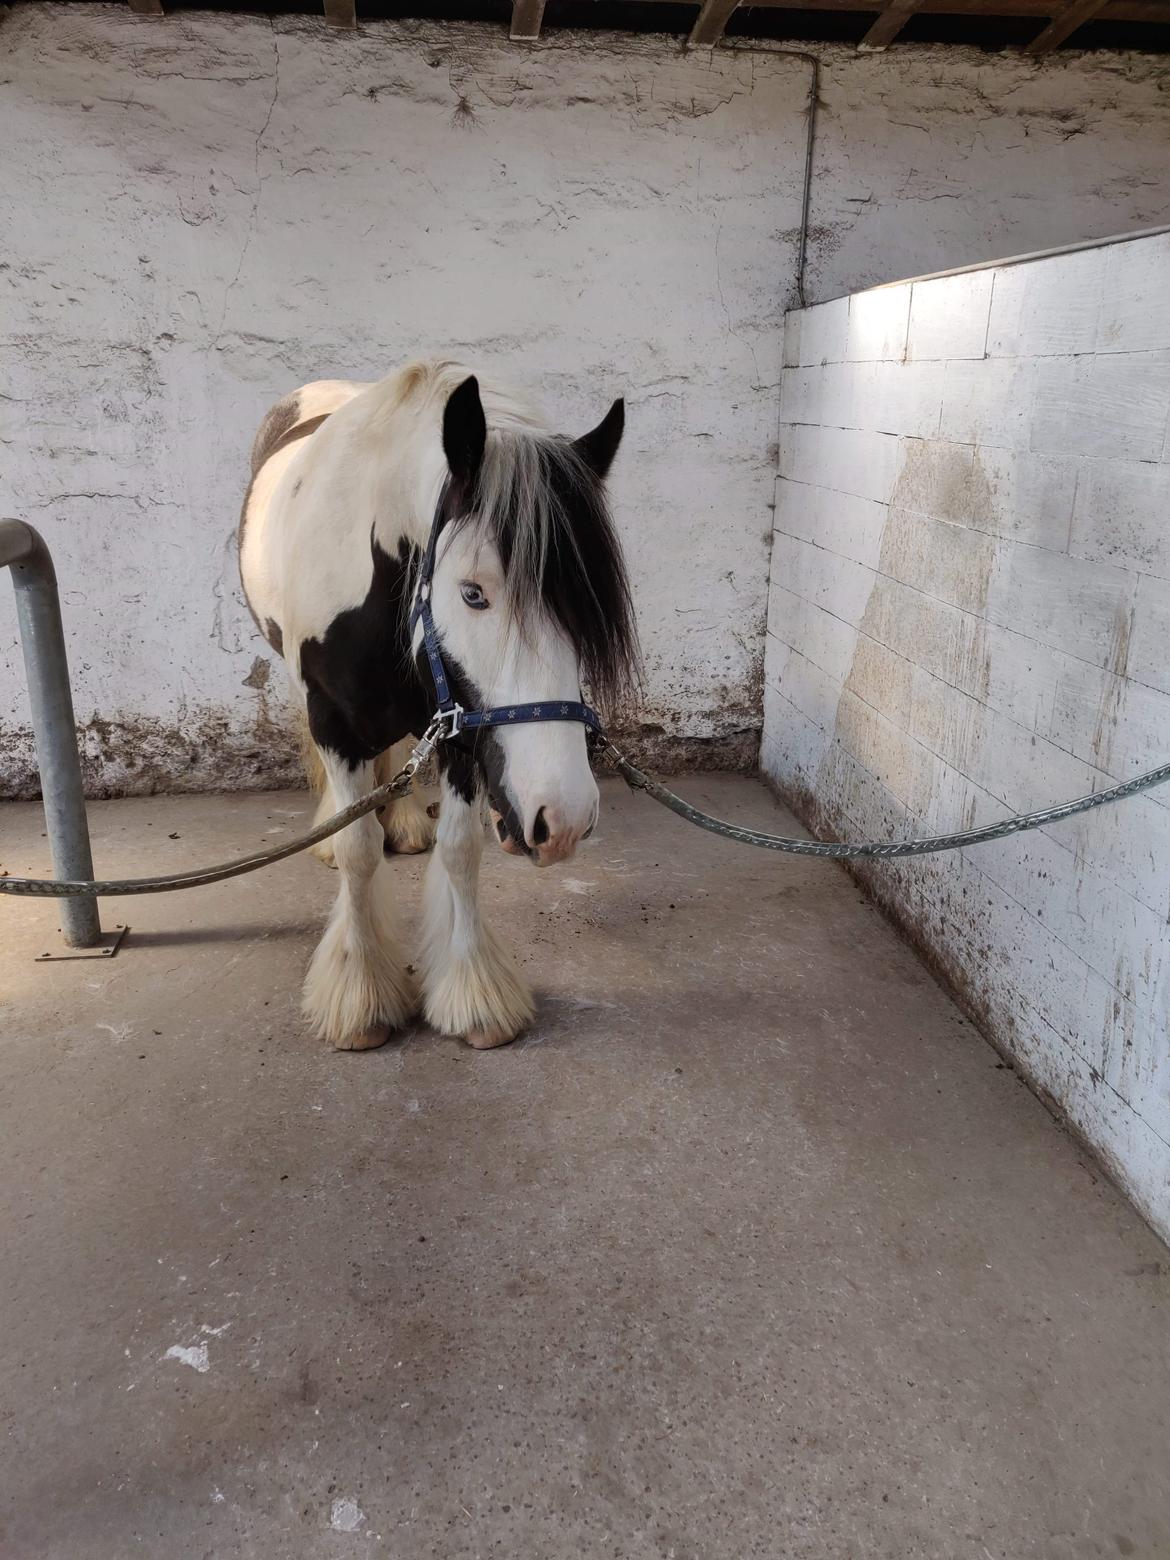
[{"left": 460, "top": 582, "right": 489, "bottom": 610}]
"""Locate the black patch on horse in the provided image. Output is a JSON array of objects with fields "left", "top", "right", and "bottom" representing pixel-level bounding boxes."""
[
  {"left": 298, "top": 536, "right": 430, "bottom": 770},
  {"left": 421, "top": 642, "right": 507, "bottom": 815}
]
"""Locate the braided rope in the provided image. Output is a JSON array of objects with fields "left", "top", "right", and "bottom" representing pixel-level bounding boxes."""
[
  {"left": 603, "top": 744, "right": 1170, "bottom": 860},
  {"left": 4, "top": 733, "right": 1170, "bottom": 898},
  {"left": 0, "top": 771, "right": 414, "bottom": 898}
]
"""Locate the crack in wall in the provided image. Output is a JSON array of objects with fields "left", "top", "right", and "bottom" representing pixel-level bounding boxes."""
[{"left": 214, "top": 22, "right": 280, "bottom": 349}]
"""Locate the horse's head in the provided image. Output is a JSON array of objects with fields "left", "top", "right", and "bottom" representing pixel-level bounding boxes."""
[{"left": 419, "top": 375, "right": 639, "bottom": 866}]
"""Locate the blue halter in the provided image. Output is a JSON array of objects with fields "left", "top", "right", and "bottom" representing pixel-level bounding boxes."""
[{"left": 408, "top": 490, "right": 602, "bottom": 747}]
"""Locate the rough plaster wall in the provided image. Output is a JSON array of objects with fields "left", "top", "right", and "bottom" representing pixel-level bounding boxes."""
[
  {"left": 2, "top": 6, "right": 1169, "bottom": 796},
  {"left": 0, "top": 5, "right": 800, "bottom": 795},
  {"left": 803, "top": 48, "right": 1170, "bottom": 301},
  {"left": 762, "top": 231, "right": 1170, "bottom": 1240}
]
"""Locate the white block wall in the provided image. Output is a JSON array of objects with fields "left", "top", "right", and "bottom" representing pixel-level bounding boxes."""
[
  {"left": 764, "top": 230, "right": 1170, "bottom": 1241},
  {"left": 3, "top": 7, "right": 1170, "bottom": 795}
]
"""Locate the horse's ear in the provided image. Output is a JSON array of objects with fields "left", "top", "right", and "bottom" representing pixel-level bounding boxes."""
[
  {"left": 574, "top": 398, "right": 624, "bottom": 482},
  {"left": 443, "top": 376, "right": 487, "bottom": 487}
]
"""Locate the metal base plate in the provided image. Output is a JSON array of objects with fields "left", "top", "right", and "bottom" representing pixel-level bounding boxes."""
[{"left": 36, "top": 924, "right": 129, "bottom": 962}]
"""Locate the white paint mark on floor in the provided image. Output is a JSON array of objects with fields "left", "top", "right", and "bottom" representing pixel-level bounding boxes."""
[
  {"left": 211, "top": 1488, "right": 225, "bottom": 1504},
  {"left": 200, "top": 1322, "right": 230, "bottom": 1336},
  {"left": 330, "top": 1497, "right": 365, "bottom": 1532},
  {"left": 561, "top": 877, "right": 595, "bottom": 895},
  {"left": 164, "top": 1343, "right": 210, "bottom": 1373}
]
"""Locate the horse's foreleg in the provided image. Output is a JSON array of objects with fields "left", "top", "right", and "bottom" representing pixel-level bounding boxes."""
[
  {"left": 420, "top": 770, "right": 534, "bottom": 1050},
  {"left": 308, "top": 773, "right": 340, "bottom": 868},
  {"left": 310, "top": 740, "right": 435, "bottom": 865},
  {"left": 375, "top": 740, "right": 435, "bottom": 855},
  {"left": 302, "top": 750, "right": 417, "bottom": 1050},
  {"left": 299, "top": 727, "right": 340, "bottom": 869}
]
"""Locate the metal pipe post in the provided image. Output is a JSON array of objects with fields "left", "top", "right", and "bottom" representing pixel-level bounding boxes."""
[{"left": 1, "top": 519, "right": 101, "bottom": 946}]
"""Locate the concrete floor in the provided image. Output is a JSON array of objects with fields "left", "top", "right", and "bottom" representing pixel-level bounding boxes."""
[{"left": 1, "top": 776, "right": 1168, "bottom": 1560}]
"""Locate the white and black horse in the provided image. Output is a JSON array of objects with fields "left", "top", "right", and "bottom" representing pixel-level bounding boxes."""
[{"left": 239, "top": 362, "right": 638, "bottom": 1051}]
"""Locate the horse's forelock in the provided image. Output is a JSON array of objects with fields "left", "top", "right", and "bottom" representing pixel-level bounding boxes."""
[{"left": 449, "top": 430, "right": 641, "bottom": 713}]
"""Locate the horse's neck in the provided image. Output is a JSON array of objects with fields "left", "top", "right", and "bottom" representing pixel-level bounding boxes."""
[
  {"left": 356, "top": 364, "right": 546, "bottom": 555},
  {"left": 359, "top": 425, "right": 444, "bottom": 562}
]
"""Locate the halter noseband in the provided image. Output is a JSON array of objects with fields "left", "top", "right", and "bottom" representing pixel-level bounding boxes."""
[{"left": 407, "top": 488, "right": 602, "bottom": 757}]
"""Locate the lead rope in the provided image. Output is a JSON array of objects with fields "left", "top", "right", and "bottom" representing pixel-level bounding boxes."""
[
  {"left": 595, "top": 737, "right": 1170, "bottom": 860},
  {"left": 4, "top": 722, "right": 1170, "bottom": 898},
  {"left": 0, "top": 722, "right": 439, "bottom": 899}
]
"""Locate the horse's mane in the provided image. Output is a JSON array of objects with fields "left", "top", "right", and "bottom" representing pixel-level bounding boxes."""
[{"left": 393, "top": 361, "right": 641, "bottom": 713}]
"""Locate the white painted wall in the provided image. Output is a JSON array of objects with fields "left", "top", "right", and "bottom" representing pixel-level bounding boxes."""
[
  {"left": 2, "top": 7, "right": 1169, "bottom": 794},
  {"left": 0, "top": 6, "right": 797, "bottom": 793},
  {"left": 763, "top": 230, "right": 1170, "bottom": 1241}
]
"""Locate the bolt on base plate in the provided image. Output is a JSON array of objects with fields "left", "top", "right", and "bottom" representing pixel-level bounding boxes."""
[{"left": 36, "top": 924, "right": 129, "bottom": 962}]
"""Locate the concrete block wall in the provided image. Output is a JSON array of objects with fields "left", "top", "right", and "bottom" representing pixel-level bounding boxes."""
[{"left": 763, "top": 230, "right": 1170, "bottom": 1241}]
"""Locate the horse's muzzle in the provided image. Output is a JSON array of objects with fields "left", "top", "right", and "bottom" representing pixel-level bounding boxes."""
[
  {"left": 489, "top": 803, "right": 594, "bottom": 865},
  {"left": 491, "top": 807, "right": 531, "bottom": 859}
]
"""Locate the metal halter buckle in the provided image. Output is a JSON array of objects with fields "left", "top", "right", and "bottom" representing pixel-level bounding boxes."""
[
  {"left": 437, "top": 703, "right": 464, "bottom": 739},
  {"left": 405, "top": 705, "right": 465, "bottom": 775}
]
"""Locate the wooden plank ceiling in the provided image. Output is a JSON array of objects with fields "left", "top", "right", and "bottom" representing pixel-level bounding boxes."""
[{"left": 121, "top": 0, "right": 1170, "bottom": 54}]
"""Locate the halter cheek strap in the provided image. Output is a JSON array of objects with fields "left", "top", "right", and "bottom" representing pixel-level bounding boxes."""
[{"left": 407, "top": 491, "right": 603, "bottom": 751}]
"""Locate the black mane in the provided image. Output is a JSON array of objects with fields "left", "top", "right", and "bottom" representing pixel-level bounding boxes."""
[{"left": 447, "top": 430, "right": 641, "bottom": 715}]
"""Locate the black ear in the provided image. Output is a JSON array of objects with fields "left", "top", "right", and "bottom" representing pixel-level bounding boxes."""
[
  {"left": 443, "top": 375, "right": 487, "bottom": 487},
  {"left": 574, "top": 398, "right": 624, "bottom": 482}
]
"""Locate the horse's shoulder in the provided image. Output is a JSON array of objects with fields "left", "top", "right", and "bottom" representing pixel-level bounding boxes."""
[{"left": 249, "top": 380, "right": 371, "bottom": 477}]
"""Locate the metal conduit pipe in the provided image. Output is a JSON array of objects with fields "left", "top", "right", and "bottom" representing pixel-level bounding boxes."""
[
  {"left": 725, "top": 42, "right": 821, "bottom": 310},
  {"left": 1, "top": 519, "right": 101, "bottom": 947}
]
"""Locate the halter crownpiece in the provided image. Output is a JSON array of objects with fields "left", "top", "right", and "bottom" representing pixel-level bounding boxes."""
[{"left": 408, "top": 487, "right": 604, "bottom": 758}]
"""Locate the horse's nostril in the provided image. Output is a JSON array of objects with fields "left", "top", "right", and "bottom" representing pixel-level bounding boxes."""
[{"left": 532, "top": 807, "right": 550, "bottom": 846}]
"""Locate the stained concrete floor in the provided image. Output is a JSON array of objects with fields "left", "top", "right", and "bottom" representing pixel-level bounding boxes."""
[{"left": 1, "top": 777, "right": 1168, "bottom": 1560}]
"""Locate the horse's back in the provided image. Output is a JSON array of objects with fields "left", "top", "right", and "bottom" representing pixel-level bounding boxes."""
[
  {"left": 240, "top": 380, "right": 373, "bottom": 655},
  {"left": 249, "top": 380, "right": 370, "bottom": 477},
  {"left": 239, "top": 362, "right": 544, "bottom": 673}
]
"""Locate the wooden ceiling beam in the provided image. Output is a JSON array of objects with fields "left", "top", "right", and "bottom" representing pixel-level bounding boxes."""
[
  {"left": 634, "top": 0, "right": 1170, "bottom": 17},
  {"left": 108, "top": 0, "right": 1170, "bottom": 37},
  {"left": 857, "top": 0, "right": 925, "bottom": 44},
  {"left": 688, "top": 0, "right": 743, "bottom": 46},
  {"left": 510, "top": 0, "right": 547, "bottom": 40},
  {"left": 1024, "top": 0, "right": 1112, "bottom": 49}
]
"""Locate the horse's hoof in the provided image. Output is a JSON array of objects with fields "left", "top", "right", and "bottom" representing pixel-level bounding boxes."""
[
  {"left": 465, "top": 1026, "right": 520, "bottom": 1051},
  {"left": 387, "top": 836, "right": 430, "bottom": 856},
  {"left": 333, "top": 1025, "right": 393, "bottom": 1051},
  {"left": 384, "top": 810, "right": 436, "bottom": 855}
]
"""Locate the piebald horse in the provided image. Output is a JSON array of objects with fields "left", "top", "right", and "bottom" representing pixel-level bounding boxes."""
[{"left": 239, "top": 362, "right": 638, "bottom": 1051}]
